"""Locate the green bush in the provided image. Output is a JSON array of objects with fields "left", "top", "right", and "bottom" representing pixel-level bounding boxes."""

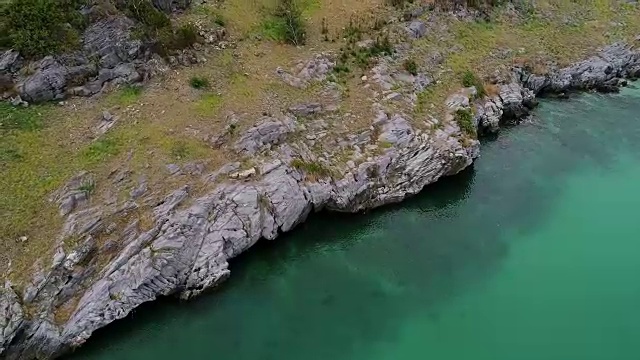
[
  {"left": 461, "top": 70, "right": 486, "bottom": 97},
  {"left": 264, "top": 0, "right": 306, "bottom": 46},
  {"left": 189, "top": 75, "right": 210, "bottom": 89},
  {"left": 120, "top": 0, "right": 170, "bottom": 29},
  {"left": 1, "top": 0, "right": 85, "bottom": 58},
  {"left": 153, "top": 23, "right": 200, "bottom": 56},
  {"left": 290, "top": 159, "right": 331, "bottom": 178},
  {"left": 342, "top": 35, "right": 394, "bottom": 70},
  {"left": 403, "top": 59, "right": 418, "bottom": 76},
  {"left": 174, "top": 23, "right": 200, "bottom": 47},
  {"left": 454, "top": 108, "right": 476, "bottom": 136}
]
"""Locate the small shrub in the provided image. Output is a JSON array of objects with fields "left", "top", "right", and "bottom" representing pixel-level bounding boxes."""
[
  {"left": 461, "top": 70, "right": 486, "bottom": 97},
  {"left": 263, "top": 0, "right": 306, "bottom": 45},
  {"left": 370, "top": 35, "right": 394, "bottom": 56},
  {"left": 189, "top": 76, "right": 210, "bottom": 89},
  {"left": 175, "top": 23, "right": 200, "bottom": 48},
  {"left": 120, "top": 0, "right": 170, "bottom": 29},
  {"left": 290, "top": 159, "right": 331, "bottom": 178},
  {"left": 343, "top": 16, "right": 364, "bottom": 43},
  {"left": 403, "top": 59, "right": 418, "bottom": 76},
  {"left": 342, "top": 35, "right": 394, "bottom": 70},
  {"left": 213, "top": 12, "right": 226, "bottom": 26},
  {"left": 155, "top": 23, "right": 200, "bottom": 55},
  {"left": 78, "top": 181, "right": 96, "bottom": 195},
  {"left": 454, "top": 108, "right": 476, "bottom": 137},
  {"left": 333, "top": 63, "right": 351, "bottom": 74}
]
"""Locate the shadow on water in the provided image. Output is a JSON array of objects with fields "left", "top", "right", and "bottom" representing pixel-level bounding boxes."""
[{"left": 67, "top": 87, "right": 640, "bottom": 360}]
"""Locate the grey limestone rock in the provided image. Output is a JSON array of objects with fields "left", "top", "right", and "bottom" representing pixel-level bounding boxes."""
[
  {"left": 289, "top": 102, "right": 324, "bottom": 117},
  {"left": 277, "top": 54, "right": 335, "bottom": 88},
  {"left": 0, "top": 50, "right": 23, "bottom": 74},
  {"left": 407, "top": 21, "right": 427, "bottom": 39},
  {"left": 0, "top": 284, "right": 24, "bottom": 354},
  {"left": 17, "top": 57, "right": 68, "bottom": 103},
  {"left": 499, "top": 83, "right": 534, "bottom": 121},
  {"left": 475, "top": 96, "right": 503, "bottom": 134},
  {"left": 83, "top": 17, "right": 142, "bottom": 69},
  {"left": 234, "top": 116, "right": 297, "bottom": 155},
  {"left": 519, "top": 43, "right": 640, "bottom": 95}
]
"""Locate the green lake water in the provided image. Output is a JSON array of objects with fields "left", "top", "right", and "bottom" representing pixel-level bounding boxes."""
[{"left": 68, "top": 86, "right": 640, "bottom": 360}]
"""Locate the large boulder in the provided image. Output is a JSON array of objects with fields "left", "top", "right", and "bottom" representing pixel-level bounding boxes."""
[
  {"left": 16, "top": 56, "right": 98, "bottom": 103},
  {"left": 16, "top": 57, "right": 68, "bottom": 102}
]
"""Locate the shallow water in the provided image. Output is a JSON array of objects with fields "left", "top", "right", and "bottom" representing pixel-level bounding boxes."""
[{"left": 68, "top": 85, "right": 640, "bottom": 360}]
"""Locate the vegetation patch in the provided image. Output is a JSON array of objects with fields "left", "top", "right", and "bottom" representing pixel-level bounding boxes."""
[
  {"left": 0, "top": 102, "right": 46, "bottom": 132},
  {"left": 461, "top": 70, "right": 486, "bottom": 98},
  {"left": 189, "top": 75, "right": 210, "bottom": 89},
  {"left": 111, "top": 85, "right": 143, "bottom": 105},
  {"left": 262, "top": 0, "right": 307, "bottom": 45},
  {"left": 0, "top": 0, "right": 86, "bottom": 58},
  {"left": 291, "top": 158, "right": 331, "bottom": 178},
  {"left": 119, "top": 0, "right": 171, "bottom": 29},
  {"left": 195, "top": 93, "right": 223, "bottom": 115},
  {"left": 403, "top": 59, "right": 418, "bottom": 76},
  {"left": 335, "top": 34, "right": 394, "bottom": 75},
  {"left": 454, "top": 108, "right": 476, "bottom": 137},
  {"left": 81, "top": 138, "right": 121, "bottom": 165}
]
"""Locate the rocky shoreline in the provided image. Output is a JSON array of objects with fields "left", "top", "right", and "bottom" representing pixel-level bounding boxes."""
[{"left": 1, "top": 41, "right": 639, "bottom": 360}]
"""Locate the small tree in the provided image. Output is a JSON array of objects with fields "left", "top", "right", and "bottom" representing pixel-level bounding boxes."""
[{"left": 275, "top": 0, "right": 306, "bottom": 46}]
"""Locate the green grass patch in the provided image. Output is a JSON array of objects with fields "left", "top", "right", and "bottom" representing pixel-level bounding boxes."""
[
  {"left": 291, "top": 158, "right": 331, "bottom": 178},
  {"left": 195, "top": 93, "right": 223, "bottom": 115},
  {"left": 0, "top": 145, "right": 22, "bottom": 165},
  {"left": 80, "top": 138, "right": 121, "bottom": 165},
  {"left": 0, "top": 102, "right": 46, "bottom": 132},
  {"left": 111, "top": 85, "right": 143, "bottom": 106}
]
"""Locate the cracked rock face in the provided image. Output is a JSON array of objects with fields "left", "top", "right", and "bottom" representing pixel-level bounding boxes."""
[{"left": 0, "top": 284, "right": 24, "bottom": 354}]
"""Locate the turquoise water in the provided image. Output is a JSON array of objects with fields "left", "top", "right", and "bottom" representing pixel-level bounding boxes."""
[{"left": 68, "top": 86, "right": 640, "bottom": 360}]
